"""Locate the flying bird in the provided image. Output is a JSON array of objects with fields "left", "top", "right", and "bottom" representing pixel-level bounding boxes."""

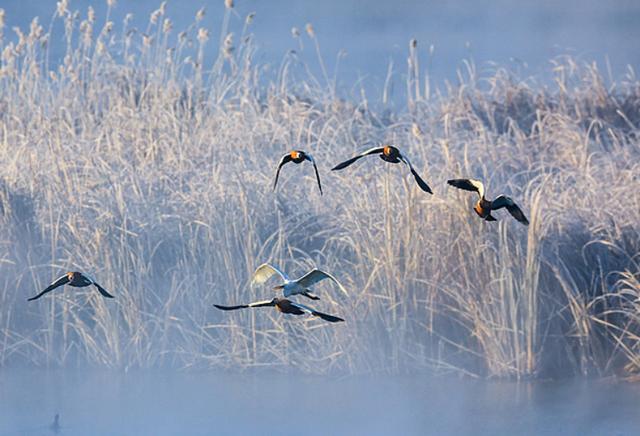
[
  {"left": 331, "top": 145, "right": 433, "bottom": 194},
  {"left": 28, "top": 271, "right": 115, "bottom": 301},
  {"left": 273, "top": 150, "right": 323, "bottom": 194},
  {"left": 251, "top": 263, "right": 348, "bottom": 300},
  {"left": 214, "top": 297, "right": 344, "bottom": 323},
  {"left": 447, "top": 178, "right": 529, "bottom": 225}
]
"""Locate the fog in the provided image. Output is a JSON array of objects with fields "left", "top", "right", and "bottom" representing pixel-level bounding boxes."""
[{"left": 2, "top": 370, "right": 639, "bottom": 435}]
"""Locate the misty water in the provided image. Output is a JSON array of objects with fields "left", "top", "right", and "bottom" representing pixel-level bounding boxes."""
[{"left": 2, "top": 370, "right": 639, "bottom": 436}]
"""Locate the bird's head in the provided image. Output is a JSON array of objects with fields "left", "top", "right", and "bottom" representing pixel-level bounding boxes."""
[
  {"left": 382, "top": 145, "right": 397, "bottom": 156},
  {"left": 66, "top": 272, "right": 75, "bottom": 280},
  {"left": 290, "top": 150, "right": 301, "bottom": 160}
]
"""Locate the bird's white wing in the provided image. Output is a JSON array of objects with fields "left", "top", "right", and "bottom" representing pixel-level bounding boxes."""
[
  {"left": 448, "top": 178, "right": 485, "bottom": 198},
  {"left": 251, "top": 263, "right": 288, "bottom": 285},
  {"left": 295, "top": 269, "right": 348, "bottom": 296},
  {"left": 469, "top": 179, "right": 485, "bottom": 198},
  {"left": 248, "top": 299, "right": 277, "bottom": 308}
]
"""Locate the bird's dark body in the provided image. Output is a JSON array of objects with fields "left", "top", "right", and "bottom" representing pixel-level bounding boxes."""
[
  {"left": 380, "top": 146, "right": 401, "bottom": 163},
  {"left": 474, "top": 199, "right": 496, "bottom": 221},
  {"left": 380, "top": 154, "right": 401, "bottom": 164},
  {"left": 68, "top": 272, "right": 93, "bottom": 287},
  {"left": 290, "top": 151, "right": 307, "bottom": 164},
  {"left": 275, "top": 298, "right": 306, "bottom": 315},
  {"left": 273, "top": 150, "right": 323, "bottom": 194}
]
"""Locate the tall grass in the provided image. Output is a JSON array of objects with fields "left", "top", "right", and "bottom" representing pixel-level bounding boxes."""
[{"left": 0, "top": 3, "right": 639, "bottom": 378}]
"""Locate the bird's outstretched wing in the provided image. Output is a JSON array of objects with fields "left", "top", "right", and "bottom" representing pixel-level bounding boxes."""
[
  {"left": 27, "top": 274, "right": 70, "bottom": 301},
  {"left": 213, "top": 299, "right": 275, "bottom": 311},
  {"left": 93, "top": 282, "right": 115, "bottom": 298},
  {"left": 252, "top": 263, "right": 289, "bottom": 285},
  {"left": 296, "top": 269, "right": 348, "bottom": 296},
  {"left": 331, "top": 147, "right": 384, "bottom": 171},
  {"left": 290, "top": 301, "right": 345, "bottom": 323},
  {"left": 447, "top": 179, "right": 485, "bottom": 198},
  {"left": 399, "top": 155, "right": 433, "bottom": 194},
  {"left": 304, "top": 153, "right": 323, "bottom": 195},
  {"left": 273, "top": 154, "right": 294, "bottom": 191},
  {"left": 492, "top": 195, "right": 529, "bottom": 225}
]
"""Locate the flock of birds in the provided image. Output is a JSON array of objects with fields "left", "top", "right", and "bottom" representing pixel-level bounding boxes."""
[{"left": 28, "top": 145, "right": 529, "bottom": 324}]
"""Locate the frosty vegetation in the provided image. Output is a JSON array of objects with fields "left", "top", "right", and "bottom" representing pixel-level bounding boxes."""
[{"left": 0, "top": 2, "right": 639, "bottom": 379}]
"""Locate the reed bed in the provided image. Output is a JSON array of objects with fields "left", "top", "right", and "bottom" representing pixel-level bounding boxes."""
[{"left": 0, "top": 2, "right": 639, "bottom": 378}]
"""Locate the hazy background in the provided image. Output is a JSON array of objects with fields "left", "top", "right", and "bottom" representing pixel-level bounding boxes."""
[{"left": 2, "top": 0, "right": 640, "bottom": 94}]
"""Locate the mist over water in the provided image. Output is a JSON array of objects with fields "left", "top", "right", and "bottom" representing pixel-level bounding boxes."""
[{"left": 2, "top": 370, "right": 640, "bottom": 436}]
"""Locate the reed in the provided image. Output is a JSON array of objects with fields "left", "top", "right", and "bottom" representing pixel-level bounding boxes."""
[{"left": 0, "top": 3, "right": 638, "bottom": 378}]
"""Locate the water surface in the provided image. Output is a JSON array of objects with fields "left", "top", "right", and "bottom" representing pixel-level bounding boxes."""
[{"left": 1, "top": 370, "right": 639, "bottom": 435}]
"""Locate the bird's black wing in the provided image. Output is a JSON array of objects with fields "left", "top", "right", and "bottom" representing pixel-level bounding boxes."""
[
  {"left": 273, "top": 154, "right": 293, "bottom": 191},
  {"left": 399, "top": 154, "right": 433, "bottom": 194},
  {"left": 492, "top": 195, "right": 529, "bottom": 225},
  {"left": 331, "top": 147, "right": 384, "bottom": 171},
  {"left": 305, "top": 154, "right": 323, "bottom": 195},
  {"left": 312, "top": 310, "right": 345, "bottom": 323},
  {"left": 290, "top": 301, "right": 345, "bottom": 323},
  {"left": 93, "top": 282, "right": 115, "bottom": 298},
  {"left": 27, "top": 274, "right": 70, "bottom": 301},
  {"left": 214, "top": 299, "right": 275, "bottom": 311},
  {"left": 213, "top": 304, "right": 250, "bottom": 311},
  {"left": 447, "top": 179, "right": 481, "bottom": 194}
]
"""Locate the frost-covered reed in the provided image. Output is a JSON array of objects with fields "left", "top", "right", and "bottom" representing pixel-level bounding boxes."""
[{"left": 0, "top": 3, "right": 638, "bottom": 378}]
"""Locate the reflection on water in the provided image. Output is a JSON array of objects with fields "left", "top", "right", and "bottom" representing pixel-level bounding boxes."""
[{"left": 1, "top": 370, "right": 639, "bottom": 435}]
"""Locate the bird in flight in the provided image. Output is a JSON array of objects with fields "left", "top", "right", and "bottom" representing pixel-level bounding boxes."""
[
  {"left": 214, "top": 297, "right": 344, "bottom": 323},
  {"left": 447, "top": 178, "right": 529, "bottom": 225},
  {"left": 273, "top": 150, "right": 323, "bottom": 194},
  {"left": 331, "top": 145, "right": 433, "bottom": 194},
  {"left": 28, "top": 271, "right": 115, "bottom": 301},
  {"left": 251, "top": 263, "right": 348, "bottom": 300}
]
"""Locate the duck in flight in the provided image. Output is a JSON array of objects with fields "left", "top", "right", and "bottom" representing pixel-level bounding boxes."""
[
  {"left": 331, "top": 145, "right": 433, "bottom": 194},
  {"left": 214, "top": 297, "right": 344, "bottom": 323},
  {"left": 251, "top": 263, "right": 348, "bottom": 301},
  {"left": 28, "top": 271, "right": 114, "bottom": 301},
  {"left": 447, "top": 178, "right": 529, "bottom": 225},
  {"left": 274, "top": 150, "right": 323, "bottom": 194}
]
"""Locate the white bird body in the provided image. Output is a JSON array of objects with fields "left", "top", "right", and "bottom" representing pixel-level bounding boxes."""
[{"left": 251, "top": 263, "right": 348, "bottom": 299}]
